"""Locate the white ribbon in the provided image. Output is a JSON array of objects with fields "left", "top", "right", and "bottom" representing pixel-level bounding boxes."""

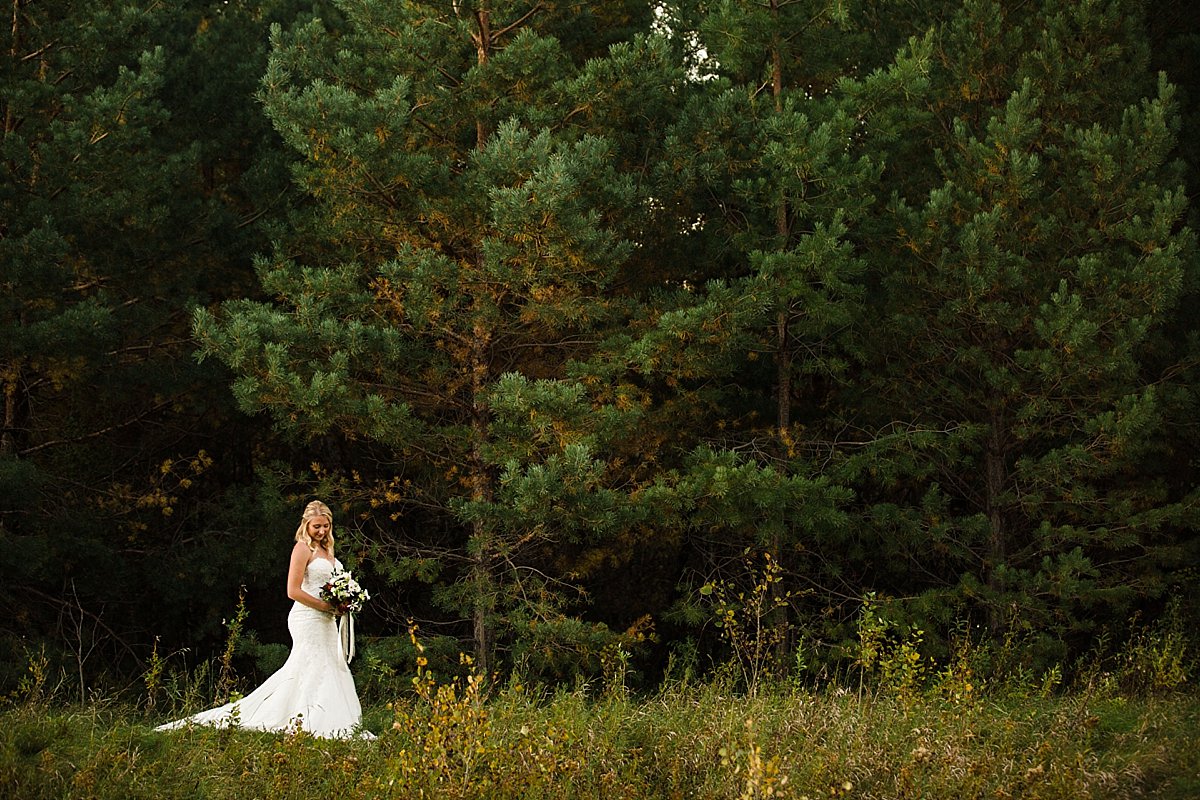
[{"left": 338, "top": 612, "right": 356, "bottom": 663}]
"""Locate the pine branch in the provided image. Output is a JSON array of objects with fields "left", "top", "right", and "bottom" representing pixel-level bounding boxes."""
[{"left": 18, "top": 399, "right": 175, "bottom": 456}]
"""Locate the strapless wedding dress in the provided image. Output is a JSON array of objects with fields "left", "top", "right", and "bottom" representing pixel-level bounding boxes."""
[{"left": 156, "top": 557, "right": 373, "bottom": 739}]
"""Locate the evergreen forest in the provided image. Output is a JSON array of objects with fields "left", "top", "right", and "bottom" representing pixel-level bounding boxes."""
[{"left": 4, "top": 0, "right": 1200, "bottom": 705}]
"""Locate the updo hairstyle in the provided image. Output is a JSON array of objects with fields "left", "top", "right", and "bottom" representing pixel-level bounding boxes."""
[{"left": 294, "top": 500, "right": 335, "bottom": 555}]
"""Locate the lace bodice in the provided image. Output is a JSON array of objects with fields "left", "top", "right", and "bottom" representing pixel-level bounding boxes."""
[{"left": 302, "top": 556, "right": 342, "bottom": 596}]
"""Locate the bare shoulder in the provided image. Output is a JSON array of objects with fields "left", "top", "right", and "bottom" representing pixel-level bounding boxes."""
[{"left": 290, "top": 541, "right": 312, "bottom": 563}]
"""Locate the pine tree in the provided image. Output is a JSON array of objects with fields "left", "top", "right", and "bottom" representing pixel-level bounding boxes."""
[
  {"left": 1, "top": 3, "right": 202, "bottom": 656},
  {"left": 194, "top": 0, "right": 669, "bottom": 671},
  {"left": 605, "top": 1, "right": 930, "bottom": 672},
  {"left": 856, "top": 0, "right": 1195, "bottom": 652},
  {"left": 1, "top": 0, "right": 312, "bottom": 669}
]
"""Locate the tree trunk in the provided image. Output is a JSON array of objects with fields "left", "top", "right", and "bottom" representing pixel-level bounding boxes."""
[
  {"left": 770, "top": 0, "right": 790, "bottom": 447},
  {"left": 462, "top": 3, "right": 496, "bottom": 675},
  {"left": 985, "top": 407, "right": 1008, "bottom": 633},
  {"left": 1, "top": 309, "right": 27, "bottom": 457},
  {"left": 469, "top": 315, "right": 494, "bottom": 675},
  {"left": 473, "top": 4, "right": 492, "bottom": 148},
  {"left": 1, "top": 369, "right": 16, "bottom": 458},
  {"left": 768, "top": 0, "right": 792, "bottom": 669},
  {"left": 4, "top": 0, "right": 17, "bottom": 135}
]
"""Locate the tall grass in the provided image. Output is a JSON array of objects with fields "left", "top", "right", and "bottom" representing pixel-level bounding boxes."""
[
  {"left": 2, "top": 670, "right": 1197, "bottom": 799},
  {"left": 3, "top": 600, "right": 1195, "bottom": 799}
]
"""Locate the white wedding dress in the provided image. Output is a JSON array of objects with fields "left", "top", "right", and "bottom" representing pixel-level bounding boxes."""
[{"left": 156, "top": 557, "right": 373, "bottom": 739}]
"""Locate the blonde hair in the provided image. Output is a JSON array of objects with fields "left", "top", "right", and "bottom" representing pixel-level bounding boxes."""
[{"left": 294, "top": 500, "right": 335, "bottom": 556}]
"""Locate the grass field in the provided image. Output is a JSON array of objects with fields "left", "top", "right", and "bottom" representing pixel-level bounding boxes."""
[
  {"left": 2, "top": 676, "right": 1197, "bottom": 799},
  {"left": 4, "top": 604, "right": 1196, "bottom": 799}
]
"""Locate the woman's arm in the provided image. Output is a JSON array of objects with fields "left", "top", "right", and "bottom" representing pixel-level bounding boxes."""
[{"left": 286, "top": 541, "right": 336, "bottom": 613}]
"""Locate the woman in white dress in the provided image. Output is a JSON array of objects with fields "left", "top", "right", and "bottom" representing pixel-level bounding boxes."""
[{"left": 156, "top": 500, "right": 373, "bottom": 739}]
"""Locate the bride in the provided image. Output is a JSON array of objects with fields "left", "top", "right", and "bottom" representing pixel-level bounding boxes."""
[{"left": 156, "top": 500, "right": 374, "bottom": 739}]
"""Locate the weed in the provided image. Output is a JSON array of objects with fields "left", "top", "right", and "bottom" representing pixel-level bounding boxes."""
[
  {"left": 142, "top": 638, "right": 164, "bottom": 714},
  {"left": 386, "top": 623, "right": 493, "bottom": 795},
  {"left": 215, "top": 586, "right": 248, "bottom": 704},
  {"left": 1118, "top": 599, "right": 1190, "bottom": 693},
  {"left": 702, "top": 550, "right": 794, "bottom": 694},
  {"left": 934, "top": 630, "right": 978, "bottom": 705},
  {"left": 854, "top": 593, "right": 931, "bottom": 699},
  {"left": 718, "top": 717, "right": 789, "bottom": 799},
  {"left": 601, "top": 641, "right": 631, "bottom": 700},
  {"left": 14, "top": 645, "right": 55, "bottom": 707}
]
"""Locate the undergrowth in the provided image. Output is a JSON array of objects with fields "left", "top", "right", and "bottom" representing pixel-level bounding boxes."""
[
  {"left": 3, "top": 598, "right": 1195, "bottom": 799},
  {"left": 2, "top": 673, "right": 1197, "bottom": 799}
]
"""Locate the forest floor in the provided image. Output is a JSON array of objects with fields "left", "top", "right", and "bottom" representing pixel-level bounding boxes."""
[{"left": 2, "top": 679, "right": 1197, "bottom": 799}]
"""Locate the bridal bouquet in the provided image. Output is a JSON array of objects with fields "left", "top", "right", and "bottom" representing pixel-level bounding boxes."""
[{"left": 321, "top": 569, "right": 370, "bottom": 614}]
